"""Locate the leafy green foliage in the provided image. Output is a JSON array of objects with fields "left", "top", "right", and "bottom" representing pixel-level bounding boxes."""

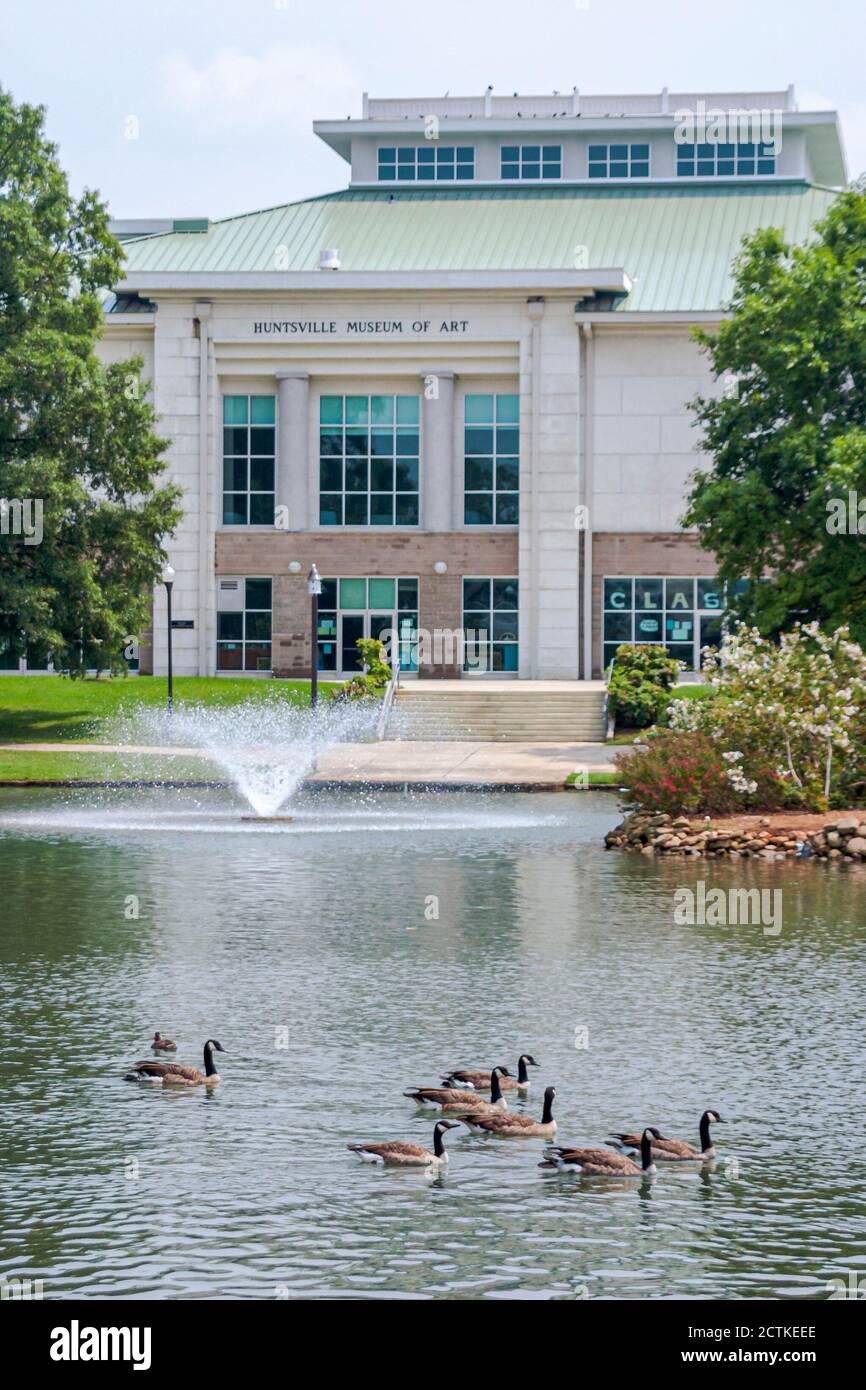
[
  {"left": 331, "top": 637, "right": 392, "bottom": 701},
  {"left": 684, "top": 189, "right": 866, "bottom": 641},
  {"left": 0, "top": 86, "right": 181, "bottom": 673},
  {"left": 608, "top": 643, "right": 681, "bottom": 728}
]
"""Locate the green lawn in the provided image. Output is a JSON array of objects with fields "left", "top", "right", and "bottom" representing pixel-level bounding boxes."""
[
  {"left": 669, "top": 683, "right": 715, "bottom": 702},
  {"left": 0, "top": 675, "right": 338, "bottom": 744},
  {"left": 0, "top": 748, "right": 221, "bottom": 783},
  {"left": 565, "top": 770, "right": 619, "bottom": 786}
]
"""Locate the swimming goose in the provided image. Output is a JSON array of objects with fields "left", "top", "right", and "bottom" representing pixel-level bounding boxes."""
[
  {"left": 540, "top": 1127, "right": 657, "bottom": 1177},
  {"left": 461, "top": 1086, "right": 557, "bottom": 1138},
  {"left": 608, "top": 1110, "right": 725, "bottom": 1162},
  {"left": 403, "top": 1066, "right": 509, "bottom": 1113},
  {"left": 348, "top": 1120, "right": 460, "bottom": 1168},
  {"left": 151, "top": 1032, "right": 177, "bottom": 1052},
  {"left": 441, "top": 1054, "right": 538, "bottom": 1093},
  {"left": 125, "top": 1039, "right": 226, "bottom": 1087}
]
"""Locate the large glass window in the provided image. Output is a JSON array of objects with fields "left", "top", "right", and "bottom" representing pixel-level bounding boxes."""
[
  {"left": 676, "top": 141, "right": 776, "bottom": 177},
  {"left": 217, "top": 577, "right": 272, "bottom": 672},
  {"left": 378, "top": 146, "right": 475, "bottom": 182},
  {"left": 500, "top": 144, "right": 562, "bottom": 180},
  {"left": 462, "top": 577, "right": 519, "bottom": 673},
  {"left": 464, "top": 394, "right": 519, "bottom": 525},
  {"left": 587, "top": 143, "right": 650, "bottom": 178},
  {"left": 222, "top": 396, "right": 276, "bottom": 526},
  {"left": 319, "top": 395, "right": 420, "bottom": 527},
  {"left": 317, "top": 577, "right": 419, "bottom": 674},
  {"left": 602, "top": 575, "right": 728, "bottom": 671}
]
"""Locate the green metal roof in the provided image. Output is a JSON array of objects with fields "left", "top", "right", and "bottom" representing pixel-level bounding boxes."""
[{"left": 119, "top": 183, "right": 837, "bottom": 313}]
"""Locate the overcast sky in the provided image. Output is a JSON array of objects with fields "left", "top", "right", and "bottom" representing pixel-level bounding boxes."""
[{"left": 3, "top": 0, "right": 864, "bottom": 220}]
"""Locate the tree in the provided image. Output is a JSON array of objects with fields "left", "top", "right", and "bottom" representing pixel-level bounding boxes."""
[
  {"left": 0, "top": 86, "right": 181, "bottom": 673},
  {"left": 683, "top": 188, "right": 866, "bottom": 643}
]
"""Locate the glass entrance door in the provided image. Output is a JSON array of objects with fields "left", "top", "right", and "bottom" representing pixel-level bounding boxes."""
[
  {"left": 340, "top": 612, "right": 400, "bottom": 673},
  {"left": 340, "top": 614, "right": 366, "bottom": 674},
  {"left": 317, "top": 578, "right": 419, "bottom": 676}
]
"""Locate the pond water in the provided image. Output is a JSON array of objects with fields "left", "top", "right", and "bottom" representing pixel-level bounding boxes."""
[{"left": 0, "top": 787, "right": 863, "bottom": 1301}]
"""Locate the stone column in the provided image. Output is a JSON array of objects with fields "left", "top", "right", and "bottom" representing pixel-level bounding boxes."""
[
  {"left": 418, "top": 370, "right": 456, "bottom": 531},
  {"left": 275, "top": 370, "right": 310, "bottom": 531},
  {"left": 194, "top": 301, "right": 214, "bottom": 675}
]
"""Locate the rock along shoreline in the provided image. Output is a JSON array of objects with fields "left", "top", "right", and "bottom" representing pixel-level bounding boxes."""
[{"left": 605, "top": 810, "right": 866, "bottom": 863}]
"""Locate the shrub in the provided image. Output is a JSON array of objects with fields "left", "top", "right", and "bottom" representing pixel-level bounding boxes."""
[
  {"left": 330, "top": 637, "right": 392, "bottom": 702},
  {"left": 618, "top": 622, "right": 866, "bottom": 813},
  {"left": 615, "top": 730, "right": 788, "bottom": 815},
  {"left": 608, "top": 644, "right": 681, "bottom": 728}
]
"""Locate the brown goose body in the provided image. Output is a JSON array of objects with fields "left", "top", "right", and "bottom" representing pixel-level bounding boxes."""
[
  {"left": 541, "top": 1129, "right": 657, "bottom": 1177},
  {"left": 126, "top": 1039, "right": 225, "bottom": 1087},
  {"left": 151, "top": 1033, "right": 177, "bottom": 1052},
  {"left": 348, "top": 1120, "right": 459, "bottom": 1168},
  {"left": 404, "top": 1066, "right": 509, "bottom": 1113},
  {"left": 462, "top": 1085, "right": 556, "bottom": 1138},
  {"left": 541, "top": 1146, "right": 642, "bottom": 1175},
  {"left": 608, "top": 1111, "right": 725, "bottom": 1162},
  {"left": 441, "top": 1070, "right": 516, "bottom": 1091},
  {"left": 441, "top": 1054, "right": 538, "bottom": 1093}
]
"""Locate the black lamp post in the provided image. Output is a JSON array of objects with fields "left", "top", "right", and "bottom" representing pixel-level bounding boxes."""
[
  {"left": 307, "top": 564, "right": 322, "bottom": 708},
  {"left": 162, "top": 563, "right": 175, "bottom": 713}
]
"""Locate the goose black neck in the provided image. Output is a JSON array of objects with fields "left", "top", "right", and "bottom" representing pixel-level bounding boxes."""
[
  {"left": 541, "top": 1091, "right": 554, "bottom": 1124},
  {"left": 490, "top": 1069, "right": 503, "bottom": 1103},
  {"left": 433, "top": 1125, "right": 447, "bottom": 1157},
  {"left": 203, "top": 1043, "right": 218, "bottom": 1077},
  {"left": 641, "top": 1131, "right": 654, "bottom": 1171},
  {"left": 699, "top": 1113, "right": 711, "bottom": 1151},
  {"left": 517, "top": 1057, "right": 529, "bottom": 1083}
]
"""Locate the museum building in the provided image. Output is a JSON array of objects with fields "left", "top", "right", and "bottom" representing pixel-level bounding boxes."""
[{"left": 91, "top": 86, "right": 845, "bottom": 680}]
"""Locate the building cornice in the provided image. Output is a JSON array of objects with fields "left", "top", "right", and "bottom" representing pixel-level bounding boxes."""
[{"left": 116, "top": 268, "right": 633, "bottom": 297}]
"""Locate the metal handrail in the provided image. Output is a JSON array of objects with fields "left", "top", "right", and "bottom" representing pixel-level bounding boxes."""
[
  {"left": 376, "top": 656, "right": 401, "bottom": 740},
  {"left": 602, "top": 651, "right": 617, "bottom": 741}
]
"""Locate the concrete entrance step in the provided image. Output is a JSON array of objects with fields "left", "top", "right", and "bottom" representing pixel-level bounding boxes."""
[{"left": 391, "top": 681, "right": 607, "bottom": 742}]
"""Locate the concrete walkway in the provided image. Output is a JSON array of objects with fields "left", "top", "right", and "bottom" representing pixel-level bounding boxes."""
[
  {"left": 0, "top": 739, "right": 619, "bottom": 789},
  {"left": 308, "top": 741, "right": 617, "bottom": 786}
]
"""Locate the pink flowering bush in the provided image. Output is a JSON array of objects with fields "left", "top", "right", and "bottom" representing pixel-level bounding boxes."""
[{"left": 616, "top": 731, "right": 787, "bottom": 815}]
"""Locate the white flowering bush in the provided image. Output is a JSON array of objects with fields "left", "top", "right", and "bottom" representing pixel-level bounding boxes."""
[{"left": 700, "top": 622, "right": 866, "bottom": 808}]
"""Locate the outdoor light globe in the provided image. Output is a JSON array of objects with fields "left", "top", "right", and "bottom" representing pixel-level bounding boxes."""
[
  {"left": 288, "top": 561, "right": 301, "bottom": 573},
  {"left": 434, "top": 561, "right": 448, "bottom": 574},
  {"left": 162, "top": 564, "right": 176, "bottom": 585}
]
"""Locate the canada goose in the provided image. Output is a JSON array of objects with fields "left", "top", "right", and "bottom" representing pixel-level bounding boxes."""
[
  {"left": 461, "top": 1086, "right": 557, "bottom": 1138},
  {"left": 540, "top": 1127, "right": 657, "bottom": 1177},
  {"left": 608, "top": 1110, "right": 725, "bottom": 1161},
  {"left": 403, "top": 1066, "right": 509, "bottom": 1113},
  {"left": 151, "top": 1032, "right": 177, "bottom": 1051},
  {"left": 347, "top": 1120, "right": 460, "bottom": 1168},
  {"left": 441, "top": 1054, "right": 539, "bottom": 1093},
  {"left": 124, "top": 1039, "right": 226, "bottom": 1087}
]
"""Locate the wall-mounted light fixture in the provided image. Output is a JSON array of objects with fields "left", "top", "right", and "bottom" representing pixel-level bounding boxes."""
[
  {"left": 434, "top": 561, "right": 448, "bottom": 575},
  {"left": 288, "top": 561, "right": 301, "bottom": 574}
]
